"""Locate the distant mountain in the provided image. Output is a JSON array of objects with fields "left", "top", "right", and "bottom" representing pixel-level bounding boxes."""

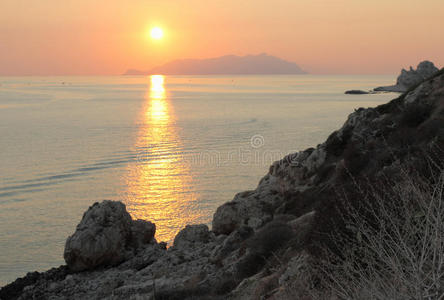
[
  {"left": 123, "top": 53, "right": 307, "bottom": 75},
  {"left": 123, "top": 69, "right": 148, "bottom": 76}
]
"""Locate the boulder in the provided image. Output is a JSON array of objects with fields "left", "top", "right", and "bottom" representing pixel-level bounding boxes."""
[
  {"left": 64, "top": 201, "right": 132, "bottom": 271},
  {"left": 212, "top": 185, "right": 283, "bottom": 235},
  {"left": 212, "top": 195, "right": 273, "bottom": 235},
  {"left": 212, "top": 202, "right": 241, "bottom": 235},
  {"left": 173, "top": 224, "right": 211, "bottom": 251}
]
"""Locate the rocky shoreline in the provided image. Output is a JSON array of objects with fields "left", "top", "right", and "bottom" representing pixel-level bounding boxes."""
[
  {"left": 1, "top": 69, "right": 443, "bottom": 300},
  {"left": 345, "top": 60, "right": 440, "bottom": 95}
]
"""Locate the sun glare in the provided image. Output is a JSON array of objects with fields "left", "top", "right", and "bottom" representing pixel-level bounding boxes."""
[{"left": 150, "top": 27, "right": 164, "bottom": 40}]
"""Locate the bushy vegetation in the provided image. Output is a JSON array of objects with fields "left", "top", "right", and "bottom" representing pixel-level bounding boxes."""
[
  {"left": 235, "top": 221, "right": 294, "bottom": 280},
  {"left": 315, "top": 160, "right": 444, "bottom": 299},
  {"left": 400, "top": 103, "right": 434, "bottom": 128},
  {"left": 325, "top": 126, "right": 353, "bottom": 157}
]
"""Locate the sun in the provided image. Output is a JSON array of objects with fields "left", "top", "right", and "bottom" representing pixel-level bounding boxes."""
[{"left": 150, "top": 27, "right": 164, "bottom": 40}]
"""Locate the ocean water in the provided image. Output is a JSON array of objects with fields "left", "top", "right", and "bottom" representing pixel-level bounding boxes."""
[{"left": 0, "top": 75, "right": 396, "bottom": 286}]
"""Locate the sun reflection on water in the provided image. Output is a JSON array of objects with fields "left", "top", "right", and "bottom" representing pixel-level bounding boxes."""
[{"left": 125, "top": 75, "right": 201, "bottom": 243}]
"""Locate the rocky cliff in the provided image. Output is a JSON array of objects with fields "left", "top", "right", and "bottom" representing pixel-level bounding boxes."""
[
  {"left": 374, "top": 60, "right": 439, "bottom": 92},
  {"left": 1, "top": 69, "right": 443, "bottom": 300}
]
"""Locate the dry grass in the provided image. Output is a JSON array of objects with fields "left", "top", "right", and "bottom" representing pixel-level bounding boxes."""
[{"left": 317, "top": 161, "right": 444, "bottom": 300}]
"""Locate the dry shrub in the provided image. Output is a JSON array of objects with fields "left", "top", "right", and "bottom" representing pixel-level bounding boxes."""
[
  {"left": 342, "top": 140, "right": 370, "bottom": 176},
  {"left": 235, "top": 221, "right": 294, "bottom": 280},
  {"left": 316, "top": 159, "right": 444, "bottom": 300},
  {"left": 400, "top": 103, "right": 434, "bottom": 128}
]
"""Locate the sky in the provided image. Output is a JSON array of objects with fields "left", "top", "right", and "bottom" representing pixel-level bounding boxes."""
[{"left": 1, "top": 0, "right": 443, "bottom": 75}]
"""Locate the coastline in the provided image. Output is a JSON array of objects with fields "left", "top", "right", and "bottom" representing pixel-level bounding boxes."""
[
  {"left": 0, "top": 74, "right": 395, "bottom": 286},
  {"left": 1, "top": 70, "right": 443, "bottom": 299}
]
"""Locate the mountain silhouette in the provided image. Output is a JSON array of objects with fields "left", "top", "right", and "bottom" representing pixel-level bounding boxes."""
[{"left": 124, "top": 53, "right": 307, "bottom": 75}]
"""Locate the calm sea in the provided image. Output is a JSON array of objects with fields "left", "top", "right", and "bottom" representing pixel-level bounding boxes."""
[{"left": 0, "top": 75, "right": 395, "bottom": 285}]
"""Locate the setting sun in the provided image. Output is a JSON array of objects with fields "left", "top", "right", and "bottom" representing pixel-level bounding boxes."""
[
  {"left": 2, "top": 1, "right": 444, "bottom": 297},
  {"left": 150, "top": 27, "right": 164, "bottom": 40}
]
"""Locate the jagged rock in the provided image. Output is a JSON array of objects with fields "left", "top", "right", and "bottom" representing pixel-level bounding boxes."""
[
  {"left": 211, "top": 225, "right": 254, "bottom": 261},
  {"left": 213, "top": 67, "right": 442, "bottom": 238},
  {"left": 130, "top": 219, "right": 156, "bottom": 249},
  {"left": 0, "top": 266, "right": 68, "bottom": 300},
  {"left": 212, "top": 202, "right": 240, "bottom": 235},
  {"left": 64, "top": 201, "right": 133, "bottom": 271},
  {"left": 212, "top": 181, "right": 283, "bottom": 235},
  {"left": 398, "top": 61, "right": 439, "bottom": 88},
  {"left": 118, "top": 243, "right": 166, "bottom": 271},
  {"left": 211, "top": 193, "right": 274, "bottom": 235},
  {"left": 63, "top": 201, "right": 158, "bottom": 273},
  {"left": 374, "top": 60, "right": 439, "bottom": 92},
  {"left": 173, "top": 224, "right": 211, "bottom": 251}
]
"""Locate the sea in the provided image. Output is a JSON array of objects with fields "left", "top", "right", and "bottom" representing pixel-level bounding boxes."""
[{"left": 0, "top": 74, "right": 396, "bottom": 286}]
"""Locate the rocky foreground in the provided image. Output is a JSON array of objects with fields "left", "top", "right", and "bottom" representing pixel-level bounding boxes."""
[{"left": 1, "top": 69, "right": 444, "bottom": 300}]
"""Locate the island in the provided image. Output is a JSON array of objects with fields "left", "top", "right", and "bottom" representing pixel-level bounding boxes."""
[{"left": 123, "top": 53, "right": 307, "bottom": 75}]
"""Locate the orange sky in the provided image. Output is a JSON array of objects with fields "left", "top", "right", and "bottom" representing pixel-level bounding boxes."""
[{"left": 1, "top": 0, "right": 443, "bottom": 75}]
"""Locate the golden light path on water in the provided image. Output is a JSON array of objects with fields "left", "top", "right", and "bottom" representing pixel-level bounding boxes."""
[{"left": 125, "top": 75, "right": 202, "bottom": 243}]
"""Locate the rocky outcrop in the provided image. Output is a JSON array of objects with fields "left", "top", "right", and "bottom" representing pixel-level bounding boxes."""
[
  {"left": 172, "top": 224, "right": 212, "bottom": 251},
  {"left": 212, "top": 176, "right": 283, "bottom": 235},
  {"left": 2, "top": 69, "right": 443, "bottom": 300},
  {"left": 64, "top": 201, "right": 156, "bottom": 272},
  {"left": 374, "top": 60, "right": 439, "bottom": 92}
]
